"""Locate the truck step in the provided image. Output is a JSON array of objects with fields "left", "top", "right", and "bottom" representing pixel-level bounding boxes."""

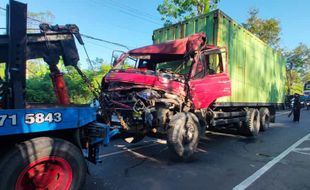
[
  {"left": 212, "top": 111, "right": 246, "bottom": 119},
  {"left": 211, "top": 117, "right": 246, "bottom": 126}
]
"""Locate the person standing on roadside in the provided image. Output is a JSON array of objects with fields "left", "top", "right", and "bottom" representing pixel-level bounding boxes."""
[{"left": 292, "top": 93, "right": 301, "bottom": 122}]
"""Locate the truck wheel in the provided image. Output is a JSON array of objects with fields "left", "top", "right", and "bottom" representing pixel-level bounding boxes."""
[
  {"left": 269, "top": 107, "right": 276, "bottom": 123},
  {"left": 0, "top": 137, "right": 86, "bottom": 190},
  {"left": 259, "top": 108, "right": 270, "bottom": 131},
  {"left": 167, "top": 112, "right": 200, "bottom": 160},
  {"left": 241, "top": 108, "right": 260, "bottom": 136}
]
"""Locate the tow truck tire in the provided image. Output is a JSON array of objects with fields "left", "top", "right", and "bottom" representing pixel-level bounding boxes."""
[
  {"left": 259, "top": 107, "right": 270, "bottom": 131},
  {"left": 241, "top": 108, "right": 260, "bottom": 137},
  {"left": 0, "top": 137, "right": 86, "bottom": 190},
  {"left": 167, "top": 112, "right": 200, "bottom": 161}
]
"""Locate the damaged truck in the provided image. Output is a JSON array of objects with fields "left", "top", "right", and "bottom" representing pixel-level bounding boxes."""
[{"left": 98, "top": 10, "right": 286, "bottom": 159}]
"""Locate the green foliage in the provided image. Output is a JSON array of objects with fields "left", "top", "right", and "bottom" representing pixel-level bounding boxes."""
[
  {"left": 242, "top": 9, "right": 309, "bottom": 95},
  {"left": 25, "top": 60, "right": 56, "bottom": 103},
  {"left": 303, "top": 73, "right": 310, "bottom": 84},
  {"left": 157, "top": 0, "right": 220, "bottom": 25},
  {"left": 285, "top": 43, "right": 310, "bottom": 94},
  {"left": 241, "top": 8, "right": 310, "bottom": 96},
  {"left": 63, "top": 67, "right": 93, "bottom": 104},
  {"left": 286, "top": 70, "right": 304, "bottom": 95},
  {"left": 242, "top": 8, "right": 281, "bottom": 49},
  {"left": 0, "top": 64, "right": 5, "bottom": 79},
  {"left": 64, "top": 63, "right": 111, "bottom": 103},
  {"left": 26, "top": 73, "right": 56, "bottom": 103},
  {"left": 286, "top": 43, "right": 310, "bottom": 75},
  {"left": 26, "top": 60, "right": 50, "bottom": 78},
  {"left": 25, "top": 59, "right": 111, "bottom": 104},
  {"left": 100, "top": 64, "right": 112, "bottom": 74},
  {"left": 291, "top": 83, "right": 304, "bottom": 95}
]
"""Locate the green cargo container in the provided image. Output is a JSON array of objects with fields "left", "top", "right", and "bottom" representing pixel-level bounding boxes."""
[{"left": 152, "top": 10, "right": 286, "bottom": 105}]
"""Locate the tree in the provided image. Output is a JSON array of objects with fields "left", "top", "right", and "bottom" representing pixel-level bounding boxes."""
[
  {"left": 285, "top": 43, "right": 310, "bottom": 94},
  {"left": 26, "top": 63, "right": 108, "bottom": 104},
  {"left": 241, "top": 8, "right": 308, "bottom": 95},
  {"left": 286, "top": 43, "right": 310, "bottom": 75},
  {"left": 26, "top": 73, "right": 56, "bottom": 103},
  {"left": 303, "top": 72, "right": 310, "bottom": 84},
  {"left": 157, "top": 0, "right": 221, "bottom": 25},
  {"left": 27, "top": 11, "right": 55, "bottom": 32},
  {"left": 242, "top": 8, "right": 281, "bottom": 49},
  {"left": 286, "top": 70, "right": 304, "bottom": 95}
]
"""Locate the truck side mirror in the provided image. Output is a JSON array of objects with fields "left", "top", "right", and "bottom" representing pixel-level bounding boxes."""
[
  {"left": 110, "top": 50, "right": 125, "bottom": 67},
  {"left": 111, "top": 55, "right": 118, "bottom": 67}
]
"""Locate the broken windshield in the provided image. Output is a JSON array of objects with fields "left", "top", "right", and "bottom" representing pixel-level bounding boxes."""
[
  {"left": 134, "top": 56, "right": 192, "bottom": 75},
  {"left": 113, "top": 55, "right": 138, "bottom": 69},
  {"left": 155, "top": 59, "right": 192, "bottom": 75},
  {"left": 113, "top": 53, "right": 192, "bottom": 75}
]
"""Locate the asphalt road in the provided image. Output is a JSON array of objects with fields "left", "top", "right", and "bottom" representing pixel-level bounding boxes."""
[{"left": 84, "top": 109, "right": 310, "bottom": 190}]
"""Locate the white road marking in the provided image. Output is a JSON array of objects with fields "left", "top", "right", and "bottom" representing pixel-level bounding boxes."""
[
  {"left": 233, "top": 133, "right": 310, "bottom": 190},
  {"left": 99, "top": 138, "right": 208, "bottom": 159},
  {"left": 207, "top": 131, "right": 247, "bottom": 139},
  {"left": 294, "top": 147, "right": 310, "bottom": 151},
  {"left": 197, "top": 148, "right": 208, "bottom": 153},
  {"left": 125, "top": 148, "right": 164, "bottom": 164},
  {"left": 293, "top": 147, "right": 310, "bottom": 156},
  {"left": 293, "top": 150, "right": 310, "bottom": 156},
  {"left": 99, "top": 143, "right": 160, "bottom": 158}
]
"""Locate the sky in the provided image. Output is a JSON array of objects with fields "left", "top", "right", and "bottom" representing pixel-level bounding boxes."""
[{"left": 1, "top": 0, "right": 310, "bottom": 68}]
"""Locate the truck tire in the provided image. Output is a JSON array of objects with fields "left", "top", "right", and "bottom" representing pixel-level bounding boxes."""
[
  {"left": 0, "top": 137, "right": 86, "bottom": 190},
  {"left": 241, "top": 108, "right": 260, "bottom": 136},
  {"left": 259, "top": 107, "right": 270, "bottom": 131},
  {"left": 269, "top": 107, "right": 276, "bottom": 123},
  {"left": 167, "top": 112, "right": 200, "bottom": 160}
]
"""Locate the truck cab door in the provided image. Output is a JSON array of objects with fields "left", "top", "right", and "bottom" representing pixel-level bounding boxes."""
[{"left": 189, "top": 49, "right": 231, "bottom": 109}]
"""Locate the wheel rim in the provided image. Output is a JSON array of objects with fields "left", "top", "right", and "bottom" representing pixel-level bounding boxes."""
[
  {"left": 251, "top": 110, "right": 259, "bottom": 135},
  {"left": 260, "top": 108, "right": 270, "bottom": 131},
  {"left": 183, "top": 124, "right": 195, "bottom": 144},
  {"left": 16, "top": 156, "right": 72, "bottom": 190},
  {"left": 265, "top": 114, "right": 270, "bottom": 129}
]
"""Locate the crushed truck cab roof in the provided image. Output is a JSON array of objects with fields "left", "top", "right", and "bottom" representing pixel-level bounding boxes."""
[{"left": 128, "top": 33, "right": 206, "bottom": 56}]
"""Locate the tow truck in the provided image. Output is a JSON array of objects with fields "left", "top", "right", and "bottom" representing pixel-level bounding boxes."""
[{"left": 0, "top": 1, "right": 118, "bottom": 189}]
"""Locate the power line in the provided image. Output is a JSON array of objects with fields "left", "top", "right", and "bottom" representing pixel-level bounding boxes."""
[
  {"left": 106, "top": 3, "right": 161, "bottom": 25},
  {"left": 107, "top": 0, "right": 158, "bottom": 21},
  {"left": 0, "top": 6, "right": 50, "bottom": 24},
  {"left": 84, "top": 39, "right": 116, "bottom": 51},
  {"left": 90, "top": 0, "right": 161, "bottom": 26},
  {"left": 98, "top": 21, "right": 149, "bottom": 37},
  {"left": 0, "top": 28, "right": 43, "bottom": 32},
  {"left": 1, "top": 2, "right": 152, "bottom": 40},
  {"left": 81, "top": 34, "right": 130, "bottom": 50},
  {"left": 0, "top": 6, "right": 131, "bottom": 50},
  {"left": 108, "top": 0, "right": 159, "bottom": 21},
  {"left": 26, "top": 16, "right": 45, "bottom": 23}
]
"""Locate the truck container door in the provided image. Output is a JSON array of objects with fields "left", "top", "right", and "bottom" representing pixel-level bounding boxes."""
[{"left": 189, "top": 50, "right": 231, "bottom": 109}]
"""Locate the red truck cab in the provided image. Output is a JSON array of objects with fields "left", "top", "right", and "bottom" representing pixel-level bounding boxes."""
[{"left": 104, "top": 33, "right": 231, "bottom": 109}]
